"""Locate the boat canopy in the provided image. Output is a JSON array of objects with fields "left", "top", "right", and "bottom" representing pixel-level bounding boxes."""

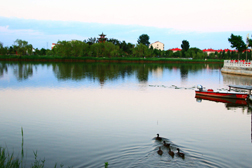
[{"left": 228, "top": 85, "right": 252, "bottom": 94}]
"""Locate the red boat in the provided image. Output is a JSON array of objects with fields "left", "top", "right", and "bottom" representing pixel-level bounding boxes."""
[
  {"left": 195, "top": 95, "right": 248, "bottom": 106},
  {"left": 195, "top": 85, "right": 248, "bottom": 100}
]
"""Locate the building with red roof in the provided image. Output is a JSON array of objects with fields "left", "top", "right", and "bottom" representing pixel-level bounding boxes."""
[{"left": 169, "top": 48, "right": 181, "bottom": 52}]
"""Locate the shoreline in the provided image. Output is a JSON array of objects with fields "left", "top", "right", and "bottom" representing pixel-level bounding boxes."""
[
  {"left": 0, "top": 55, "right": 223, "bottom": 64},
  {"left": 221, "top": 67, "right": 252, "bottom": 76}
]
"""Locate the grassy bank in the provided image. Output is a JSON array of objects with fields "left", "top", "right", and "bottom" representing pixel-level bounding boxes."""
[{"left": 0, "top": 55, "right": 224, "bottom": 64}]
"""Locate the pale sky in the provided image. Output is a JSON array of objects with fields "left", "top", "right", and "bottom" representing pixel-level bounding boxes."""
[{"left": 0, "top": 0, "right": 251, "bottom": 49}]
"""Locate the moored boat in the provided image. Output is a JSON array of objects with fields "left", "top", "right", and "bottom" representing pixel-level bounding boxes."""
[
  {"left": 195, "top": 95, "right": 248, "bottom": 106},
  {"left": 195, "top": 85, "right": 248, "bottom": 100}
]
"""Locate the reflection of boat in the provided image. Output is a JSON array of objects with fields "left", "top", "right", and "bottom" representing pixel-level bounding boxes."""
[
  {"left": 195, "top": 95, "right": 248, "bottom": 106},
  {"left": 195, "top": 85, "right": 248, "bottom": 100}
]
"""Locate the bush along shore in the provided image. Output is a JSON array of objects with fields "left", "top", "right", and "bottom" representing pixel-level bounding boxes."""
[{"left": 0, "top": 55, "right": 224, "bottom": 64}]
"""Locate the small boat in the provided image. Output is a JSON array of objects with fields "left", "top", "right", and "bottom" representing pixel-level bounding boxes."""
[
  {"left": 195, "top": 85, "right": 248, "bottom": 100},
  {"left": 195, "top": 95, "right": 248, "bottom": 106}
]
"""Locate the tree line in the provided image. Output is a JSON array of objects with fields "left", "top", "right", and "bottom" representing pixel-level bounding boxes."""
[{"left": 0, "top": 34, "right": 251, "bottom": 60}]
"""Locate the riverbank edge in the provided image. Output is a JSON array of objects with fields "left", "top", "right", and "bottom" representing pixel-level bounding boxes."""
[
  {"left": 0, "top": 55, "right": 224, "bottom": 64},
  {"left": 221, "top": 67, "right": 252, "bottom": 76}
]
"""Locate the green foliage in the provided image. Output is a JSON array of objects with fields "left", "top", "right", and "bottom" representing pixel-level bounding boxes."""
[
  {"left": 105, "top": 162, "right": 109, "bottom": 168},
  {"left": 0, "top": 147, "right": 20, "bottom": 168},
  {"left": 181, "top": 40, "right": 190, "bottom": 52},
  {"left": 14, "top": 39, "right": 33, "bottom": 56},
  {"left": 228, "top": 34, "right": 247, "bottom": 59},
  {"left": 84, "top": 37, "right": 98, "bottom": 45},
  {"left": 133, "top": 43, "right": 149, "bottom": 57},
  {"left": 248, "top": 39, "right": 252, "bottom": 48},
  {"left": 137, "top": 34, "right": 150, "bottom": 46}
]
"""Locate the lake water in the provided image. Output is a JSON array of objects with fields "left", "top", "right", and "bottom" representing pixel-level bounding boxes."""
[{"left": 0, "top": 61, "right": 252, "bottom": 168}]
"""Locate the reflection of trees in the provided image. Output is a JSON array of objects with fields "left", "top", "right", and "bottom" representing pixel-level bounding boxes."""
[
  {"left": 0, "top": 62, "right": 8, "bottom": 77},
  {"left": 13, "top": 62, "right": 33, "bottom": 81},
  {"left": 52, "top": 62, "right": 223, "bottom": 85},
  {"left": 180, "top": 65, "right": 188, "bottom": 80},
  {"left": 0, "top": 61, "right": 223, "bottom": 83}
]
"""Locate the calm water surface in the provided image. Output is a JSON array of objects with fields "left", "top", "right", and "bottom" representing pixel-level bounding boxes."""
[{"left": 0, "top": 62, "right": 252, "bottom": 168}]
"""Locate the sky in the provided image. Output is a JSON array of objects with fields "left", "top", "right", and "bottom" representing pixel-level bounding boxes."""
[{"left": 0, "top": 0, "right": 251, "bottom": 50}]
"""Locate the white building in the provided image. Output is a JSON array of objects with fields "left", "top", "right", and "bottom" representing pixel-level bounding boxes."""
[{"left": 149, "top": 41, "right": 164, "bottom": 51}]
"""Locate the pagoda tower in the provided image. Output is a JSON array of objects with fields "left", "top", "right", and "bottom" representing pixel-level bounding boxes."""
[{"left": 98, "top": 32, "right": 107, "bottom": 43}]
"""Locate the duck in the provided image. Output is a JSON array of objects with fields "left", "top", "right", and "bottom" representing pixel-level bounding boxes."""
[
  {"left": 168, "top": 148, "right": 174, "bottom": 157},
  {"left": 177, "top": 148, "right": 185, "bottom": 158},
  {"left": 156, "top": 134, "right": 162, "bottom": 141},
  {"left": 163, "top": 141, "right": 170, "bottom": 148},
  {"left": 157, "top": 147, "right": 163, "bottom": 155}
]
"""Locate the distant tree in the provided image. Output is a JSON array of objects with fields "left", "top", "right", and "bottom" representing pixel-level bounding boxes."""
[
  {"left": 248, "top": 39, "right": 252, "bottom": 48},
  {"left": 166, "top": 50, "right": 173, "bottom": 57},
  {"left": 248, "top": 38, "right": 252, "bottom": 59},
  {"left": 84, "top": 37, "right": 98, "bottom": 45},
  {"left": 27, "top": 44, "right": 33, "bottom": 55},
  {"left": 137, "top": 34, "right": 150, "bottom": 46},
  {"left": 181, "top": 40, "right": 190, "bottom": 52},
  {"left": 40, "top": 48, "right": 46, "bottom": 55},
  {"left": 34, "top": 48, "right": 40, "bottom": 55},
  {"left": 133, "top": 43, "right": 149, "bottom": 57},
  {"left": 0, "top": 42, "right": 3, "bottom": 55},
  {"left": 119, "top": 41, "right": 134, "bottom": 55},
  {"left": 228, "top": 34, "right": 246, "bottom": 59},
  {"left": 188, "top": 47, "right": 201, "bottom": 54},
  {"left": 107, "top": 38, "right": 121, "bottom": 46},
  {"left": 14, "top": 39, "right": 28, "bottom": 55},
  {"left": 9, "top": 46, "right": 14, "bottom": 54}
]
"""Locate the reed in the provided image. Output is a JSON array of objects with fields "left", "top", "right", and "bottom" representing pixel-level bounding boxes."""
[{"left": 0, "top": 127, "right": 67, "bottom": 168}]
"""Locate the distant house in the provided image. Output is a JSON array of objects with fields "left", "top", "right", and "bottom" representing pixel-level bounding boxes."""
[
  {"left": 51, "top": 43, "right": 56, "bottom": 49},
  {"left": 202, "top": 48, "right": 216, "bottom": 56},
  {"left": 169, "top": 48, "right": 181, "bottom": 52},
  {"left": 202, "top": 48, "right": 239, "bottom": 56},
  {"left": 149, "top": 41, "right": 164, "bottom": 51}
]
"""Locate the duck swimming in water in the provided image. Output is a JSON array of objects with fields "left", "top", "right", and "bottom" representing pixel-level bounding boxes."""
[
  {"left": 163, "top": 141, "right": 170, "bottom": 148},
  {"left": 168, "top": 148, "right": 174, "bottom": 157},
  {"left": 157, "top": 147, "right": 163, "bottom": 155},
  {"left": 177, "top": 148, "right": 185, "bottom": 158},
  {"left": 156, "top": 134, "right": 162, "bottom": 141}
]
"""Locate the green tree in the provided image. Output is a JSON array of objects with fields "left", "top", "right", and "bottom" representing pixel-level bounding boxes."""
[
  {"left": 133, "top": 43, "right": 149, "bottom": 57},
  {"left": 0, "top": 42, "right": 3, "bottom": 55},
  {"left": 181, "top": 40, "right": 190, "bottom": 52},
  {"left": 137, "top": 34, "right": 150, "bottom": 46},
  {"left": 84, "top": 37, "right": 98, "bottom": 45},
  {"left": 228, "top": 34, "right": 246, "bottom": 59},
  {"left": 70, "top": 40, "right": 84, "bottom": 57},
  {"left": 14, "top": 39, "right": 29, "bottom": 55},
  {"left": 40, "top": 48, "right": 46, "bottom": 55},
  {"left": 107, "top": 38, "right": 121, "bottom": 46},
  {"left": 27, "top": 44, "right": 33, "bottom": 55},
  {"left": 248, "top": 38, "right": 252, "bottom": 59}
]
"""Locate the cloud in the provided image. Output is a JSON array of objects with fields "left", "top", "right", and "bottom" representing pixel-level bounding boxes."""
[
  {"left": 1, "top": 0, "right": 252, "bottom": 32},
  {"left": 0, "top": 25, "right": 43, "bottom": 36}
]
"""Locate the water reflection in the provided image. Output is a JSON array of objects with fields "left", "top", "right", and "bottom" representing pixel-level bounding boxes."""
[
  {"left": 0, "top": 62, "right": 8, "bottom": 77},
  {"left": 13, "top": 63, "right": 34, "bottom": 81},
  {"left": 195, "top": 95, "right": 249, "bottom": 110},
  {"left": 196, "top": 95, "right": 252, "bottom": 143},
  {"left": 222, "top": 73, "right": 252, "bottom": 86},
  {"left": 0, "top": 62, "right": 223, "bottom": 85}
]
